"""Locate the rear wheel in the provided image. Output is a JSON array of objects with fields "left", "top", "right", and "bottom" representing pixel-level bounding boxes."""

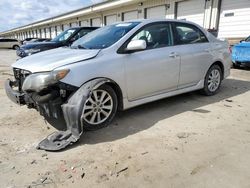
[
  {"left": 13, "top": 45, "right": 20, "bottom": 50},
  {"left": 201, "top": 64, "right": 222, "bottom": 96},
  {"left": 232, "top": 63, "right": 240, "bottom": 69},
  {"left": 81, "top": 85, "right": 118, "bottom": 131}
]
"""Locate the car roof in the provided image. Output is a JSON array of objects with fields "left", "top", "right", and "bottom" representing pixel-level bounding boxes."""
[{"left": 69, "top": 26, "right": 99, "bottom": 30}]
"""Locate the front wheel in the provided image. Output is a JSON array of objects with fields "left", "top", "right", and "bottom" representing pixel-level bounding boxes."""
[
  {"left": 81, "top": 85, "right": 118, "bottom": 131},
  {"left": 201, "top": 64, "right": 222, "bottom": 96}
]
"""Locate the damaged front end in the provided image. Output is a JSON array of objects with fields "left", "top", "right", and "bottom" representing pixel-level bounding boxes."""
[{"left": 5, "top": 68, "right": 109, "bottom": 151}]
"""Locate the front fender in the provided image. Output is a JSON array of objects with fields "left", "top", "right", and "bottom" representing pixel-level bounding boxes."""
[{"left": 37, "top": 78, "right": 110, "bottom": 151}]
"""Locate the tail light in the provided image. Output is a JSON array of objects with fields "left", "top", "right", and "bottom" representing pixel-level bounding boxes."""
[{"left": 229, "top": 46, "right": 232, "bottom": 54}]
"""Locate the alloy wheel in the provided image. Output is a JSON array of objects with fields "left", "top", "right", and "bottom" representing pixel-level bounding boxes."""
[
  {"left": 82, "top": 89, "right": 113, "bottom": 125},
  {"left": 208, "top": 69, "right": 221, "bottom": 92}
]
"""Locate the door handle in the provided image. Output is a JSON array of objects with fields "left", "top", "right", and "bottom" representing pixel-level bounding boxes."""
[
  {"left": 204, "top": 49, "right": 210, "bottom": 52},
  {"left": 169, "top": 52, "right": 179, "bottom": 58}
]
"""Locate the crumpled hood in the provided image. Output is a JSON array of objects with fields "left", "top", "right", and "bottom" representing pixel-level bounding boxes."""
[
  {"left": 21, "top": 41, "right": 60, "bottom": 49},
  {"left": 13, "top": 47, "right": 101, "bottom": 73}
]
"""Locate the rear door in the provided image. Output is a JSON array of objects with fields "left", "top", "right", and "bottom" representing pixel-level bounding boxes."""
[{"left": 172, "top": 22, "right": 212, "bottom": 88}]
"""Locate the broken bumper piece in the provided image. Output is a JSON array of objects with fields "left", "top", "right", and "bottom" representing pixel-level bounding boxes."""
[
  {"left": 37, "top": 130, "right": 79, "bottom": 151},
  {"left": 37, "top": 78, "right": 110, "bottom": 151},
  {"left": 5, "top": 79, "right": 25, "bottom": 105}
]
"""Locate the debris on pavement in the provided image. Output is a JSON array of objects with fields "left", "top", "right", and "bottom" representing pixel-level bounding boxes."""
[
  {"left": 176, "top": 132, "right": 197, "bottom": 139},
  {"left": 41, "top": 153, "right": 47, "bottom": 158},
  {"left": 81, "top": 172, "right": 85, "bottom": 179},
  {"left": 192, "top": 109, "right": 211, "bottom": 113},
  {"left": 30, "top": 160, "right": 37, "bottom": 164},
  {"left": 67, "top": 174, "right": 73, "bottom": 179},
  {"left": 116, "top": 167, "right": 128, "bottom": 177}
]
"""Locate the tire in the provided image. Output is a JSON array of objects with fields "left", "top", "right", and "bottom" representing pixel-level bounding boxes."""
[
  {"left": 81, "top": 84, "right": 118, "bottom": 131},
  {"left": 201, "top": 64, "right": 222, "bottom": 96},
  {"left": 232, "top": 63, "right": 240, "bottom": 69},
  {"left": 13, "top": 45, "right": 20, "bottom": 50}
]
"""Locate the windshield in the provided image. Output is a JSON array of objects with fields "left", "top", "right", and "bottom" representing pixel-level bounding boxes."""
[
  {"left": 51, "top": 28, "right": 77, "bottom": 42},
  {"left": 245, "top": 36, "right": 250, "bottom": 42},
  {"left": 72, "top": 22, "right": 140, "bottom": 49}
]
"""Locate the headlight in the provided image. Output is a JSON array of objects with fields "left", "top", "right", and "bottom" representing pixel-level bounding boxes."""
[
  {"left": 22, "top": 69, "right": 70, "bottom": 92},
  {"left": 24, "top": 48, "right": 41, "bottom": 55}
]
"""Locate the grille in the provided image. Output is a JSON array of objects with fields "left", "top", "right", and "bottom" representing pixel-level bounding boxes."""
[{"left": 13, "top": 68, "right": 31, "bottom": 91}]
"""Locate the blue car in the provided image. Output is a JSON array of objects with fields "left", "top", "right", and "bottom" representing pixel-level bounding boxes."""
[{"left": 232, "top": 35, "right": 250, "bottom": 68}]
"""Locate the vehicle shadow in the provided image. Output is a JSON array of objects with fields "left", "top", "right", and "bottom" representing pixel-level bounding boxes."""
[
  {"left": 47, "top": 78, "right": 250, "bottom": 150},
  {"left": 75, "top": 78, "right": 250, "bottom": 146}
]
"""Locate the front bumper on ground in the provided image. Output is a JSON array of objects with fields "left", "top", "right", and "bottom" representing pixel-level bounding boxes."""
[{"left": 5, "top": 79, "right": 25, "bottom": 105}]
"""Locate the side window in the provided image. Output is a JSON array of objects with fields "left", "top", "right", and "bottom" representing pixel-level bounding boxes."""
[
  {"left": 174, "top": 23, "right": 208, "bottom": 45},
  {"left": 130, "top": 23, "right": 173, "bottom": 50},
  {"left": 8, "top": 39, "right": 17, "bottom": 42}
]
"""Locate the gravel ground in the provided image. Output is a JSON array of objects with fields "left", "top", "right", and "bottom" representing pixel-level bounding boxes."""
[{"left": 0, "top": 49, "right": 250, "bottom": 188}]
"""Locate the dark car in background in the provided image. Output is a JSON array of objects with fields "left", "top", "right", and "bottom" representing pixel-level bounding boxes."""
[
  {"left": 24, "top": 38, "right": 51, "bottom": 45},
  {"left": 17, "top": 27, "right": 98, "bottom": 58},
  {"left": 22, "top": 38, "right": 37, "bottom": 45}
]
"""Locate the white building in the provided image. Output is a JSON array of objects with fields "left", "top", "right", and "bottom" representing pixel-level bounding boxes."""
[{"left": 0, "top": 0, "right": 250, "bottom": 44}]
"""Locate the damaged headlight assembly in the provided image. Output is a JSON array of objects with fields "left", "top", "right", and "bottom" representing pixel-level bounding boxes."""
[{"left": 22, "top": 69, "right": 70, "bottom": 92}]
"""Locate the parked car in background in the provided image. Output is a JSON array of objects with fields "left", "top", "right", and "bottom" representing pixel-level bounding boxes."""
[
  {"left": 17, "top": 27, "right": 99, "bottom": 58},
  {"left": 22, "top": 38, "right": 37, "bottom": 45},
  {"left": 24, "top": 38, "right": 51, "bottom": 45},
  {"left": 5, "top": 19, "right": 231, "bottom": 150},
  {"left": 232, "top": 35, "right": 250, "bottom": 68},
  {"left": 0, "top": 38, "right": 20, "bottom": 50}
]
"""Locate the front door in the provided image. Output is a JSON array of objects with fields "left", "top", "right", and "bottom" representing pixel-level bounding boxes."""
[{"left": 124, "top": 22, "right": 180, "bottom": 100}]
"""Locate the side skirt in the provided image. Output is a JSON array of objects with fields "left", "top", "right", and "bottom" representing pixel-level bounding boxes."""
[{"left": 123, "top": 80, "right": 204, "bottom": 110}]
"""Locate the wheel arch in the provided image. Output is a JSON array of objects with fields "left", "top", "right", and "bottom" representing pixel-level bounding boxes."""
[
  {"left": 82, "top": 77, "right": 124, "bottom": 111},
  {"left": 210, "top": 61, "right": 224, "bottom": 79}
]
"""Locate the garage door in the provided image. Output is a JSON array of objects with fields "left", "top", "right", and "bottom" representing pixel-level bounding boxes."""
[
  {"left": 80, "top": 20, "right": 89, "bottom": 26},
  {"left": 46, "top": 28, "right": 51, "bottom": 38},
  {"left": 218, "top": 0, "right": 250, "bottom": 38},
  {"left": 146, "top": 5, "right": 166, "bottom": 19},
  {"left": 123, "top": 10, "right": 138, "bottom": 21},
  {"left": 91, "top": 18, "right": 102, "bottom": 26},
  {"left": 64, "top": 24, "right": 70, "bottom": 31},
  {"left": 177, "top": 0, "right": 205, "bottom": 27},
  {"left": 41, "top": 29, "right": 46, "bottom": 38},
  {"left": 105, "top": 14, "right": 117, "bottom": 25},
  {"left": 51, "top": 27, "right": 56, "bottom": 38},
  {"left": 71, "top": 22, "right": 78, "bottom": 27},
  {"left": 56, "top": 26, "right": 62, "bottom": 35}
]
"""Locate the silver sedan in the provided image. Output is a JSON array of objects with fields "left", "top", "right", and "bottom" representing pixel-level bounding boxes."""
[{"left": 5, "top": 19, "right": 231, "bottom": 150}]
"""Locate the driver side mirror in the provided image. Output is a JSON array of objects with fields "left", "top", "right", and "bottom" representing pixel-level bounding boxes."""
[{"left": 126, "top": 40, "right": 147, "bottom": 52}]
